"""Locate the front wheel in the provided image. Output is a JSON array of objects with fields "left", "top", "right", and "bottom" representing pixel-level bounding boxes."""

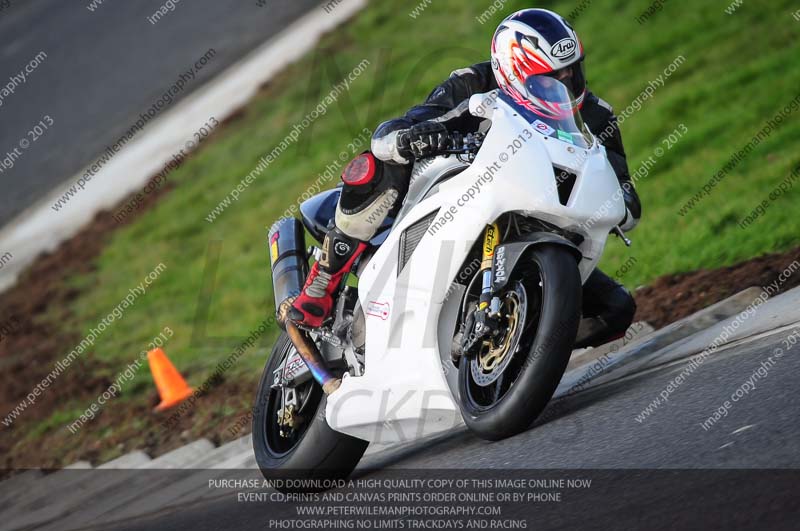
[
  {"left": 458, "top": 245, "right": 582, "bottom": 441},
  {"left": 252, "top": 333, "right": 367, "bottom": 491}
]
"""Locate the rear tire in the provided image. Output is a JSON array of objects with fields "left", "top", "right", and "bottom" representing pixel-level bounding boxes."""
[
  {"left": 252, "top": 333, "right": 368, "bottom": 491},
  {"left": 458, "top": 245, "right": 581, "bottom": 441}
]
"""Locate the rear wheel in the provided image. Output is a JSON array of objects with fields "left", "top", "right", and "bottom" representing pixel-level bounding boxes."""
[
  {"left": 458, "top": 245, "right": 581, "bottom": 440},
  {"left": 252, "top": 333, "right": 367, "bottom": 491}
]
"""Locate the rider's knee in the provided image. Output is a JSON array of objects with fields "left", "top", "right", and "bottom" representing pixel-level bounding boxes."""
[
  {"left": 604, "top": 284, "right": 636, "bottom": 333},
  {"left": 335, "top": 153, "right": 406, "bottom": 241}
]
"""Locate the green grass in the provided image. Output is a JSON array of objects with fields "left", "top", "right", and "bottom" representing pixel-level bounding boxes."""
[{"left": 34, "top": 0, "right": 800, "bottom": 449}]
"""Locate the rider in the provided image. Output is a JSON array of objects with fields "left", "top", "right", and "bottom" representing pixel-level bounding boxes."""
[{"left": 288, "top": 8, "right": 642, "bottom": 348}]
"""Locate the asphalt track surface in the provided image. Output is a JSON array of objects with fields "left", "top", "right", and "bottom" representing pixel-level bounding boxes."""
[
  {"left": 107, "top": 329, "right": 800, "bottom": 530},
  {"left": 0, "top": 0, "right": 321, "bottom": 226}
]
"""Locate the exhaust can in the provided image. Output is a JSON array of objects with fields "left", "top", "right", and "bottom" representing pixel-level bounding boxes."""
[{"left": 268, "top": 218, "right": 308, "bottom": 320}]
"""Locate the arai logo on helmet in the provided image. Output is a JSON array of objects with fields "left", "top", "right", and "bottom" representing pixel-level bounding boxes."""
[{"left": 550, "top": 38, "right": 577, "bottom": 59}]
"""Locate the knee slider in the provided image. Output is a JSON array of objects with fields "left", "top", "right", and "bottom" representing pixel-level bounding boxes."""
[{"left": 342, "top": 152, "right": 378, "bottom": 186}]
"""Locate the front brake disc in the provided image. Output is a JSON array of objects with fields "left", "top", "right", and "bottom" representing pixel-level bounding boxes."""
[{"left": 470, "top": 281, "right": 527, "bottom": 387}]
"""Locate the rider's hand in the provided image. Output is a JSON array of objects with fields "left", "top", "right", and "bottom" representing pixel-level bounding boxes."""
[
  {"left": 619, "top": 181, "right": 641, "bottom": 231},
  {"left": 397, "top": 121, "right": 449, "bottom": 160}
]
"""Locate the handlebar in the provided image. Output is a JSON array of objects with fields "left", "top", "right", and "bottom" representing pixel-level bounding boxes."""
[{"left": 433, "top": 131, "right": 485, "bottom": 157}]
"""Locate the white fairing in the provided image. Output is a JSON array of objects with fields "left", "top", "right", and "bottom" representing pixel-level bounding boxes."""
[{"left": 326, "top": 94, "right": 625, "bottom": 443}]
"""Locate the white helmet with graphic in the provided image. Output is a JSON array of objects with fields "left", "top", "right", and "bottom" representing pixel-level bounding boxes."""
[{"left": 491, "top": 9, "right": 586, "bottom": 119}]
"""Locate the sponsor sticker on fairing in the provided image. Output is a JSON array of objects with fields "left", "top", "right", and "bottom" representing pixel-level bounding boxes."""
[
  {"left": 532, "top": 120, "right": 556, "bottom": 137},
  {"left": 557, "top": 129, "right": 575, "bottom": 144},
  {"left": 366, "top": 301, "right": 390, "bottom": 320}
]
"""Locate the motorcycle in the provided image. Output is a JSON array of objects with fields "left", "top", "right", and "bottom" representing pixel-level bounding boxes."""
[{"left": 252, "top": 76, "right": 628, "bottom": 485}]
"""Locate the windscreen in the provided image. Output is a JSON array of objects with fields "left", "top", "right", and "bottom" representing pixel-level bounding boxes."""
[{"left": 502, "top": 74, "right": 594, "bottom": 149}]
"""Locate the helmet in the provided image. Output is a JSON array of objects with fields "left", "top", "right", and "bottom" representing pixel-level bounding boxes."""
[{"left": 491, "top": 9, "right": 586, "bottom": 118}]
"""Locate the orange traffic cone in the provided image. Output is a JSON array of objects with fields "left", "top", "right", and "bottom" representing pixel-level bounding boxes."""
[{"left": 148, "top": 348, "right": 194, "bottom": 412}]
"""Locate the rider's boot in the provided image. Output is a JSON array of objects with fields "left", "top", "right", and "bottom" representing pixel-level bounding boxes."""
[{"left": 288, "top": 227, "right": 367, "bottom": 328}]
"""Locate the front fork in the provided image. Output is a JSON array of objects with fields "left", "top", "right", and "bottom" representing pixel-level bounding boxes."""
[
  {"left": 479, "top": 222, "right": 501, "bottom": 315},
  {"left": 460, "top": 224, "right": 504, "bottom": 354}
]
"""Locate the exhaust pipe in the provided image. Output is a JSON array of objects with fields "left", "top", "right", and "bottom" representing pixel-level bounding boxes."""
[
  {"left": 268, "top": 218, "right": 308, "bottom": 328},
  {"left": 269, "top": 218, "right": 340, "bottom": 394},
  {"left": 285, "top": 321, "right": 341, "bottom": 395}
]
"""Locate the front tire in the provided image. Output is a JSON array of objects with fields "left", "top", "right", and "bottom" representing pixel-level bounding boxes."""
[
  {"left": 252, "top": 333, "right": 367, "bottom": 490},
  {"left": 458, "top": 245, "right": 581, "bottom": 441}
]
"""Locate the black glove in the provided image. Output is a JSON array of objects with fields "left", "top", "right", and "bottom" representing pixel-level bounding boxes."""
[{"left": 397, "top": 121, "right": 449, "bottom": 160}]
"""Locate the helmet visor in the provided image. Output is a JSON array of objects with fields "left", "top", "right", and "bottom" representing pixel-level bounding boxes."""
[
  {"left": 546, "top": 61, "right": 586, "bottom": 99},
  {"left": 522, "top": 74, "right": 592, "bottom": 148},
  {"left": 523, "top": 75, "right": 582, "bottom": 119}
]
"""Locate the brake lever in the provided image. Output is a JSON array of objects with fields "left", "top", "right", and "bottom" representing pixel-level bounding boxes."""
[{"left": 612, "top": 225, "right": 632, "bottom": 247}]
